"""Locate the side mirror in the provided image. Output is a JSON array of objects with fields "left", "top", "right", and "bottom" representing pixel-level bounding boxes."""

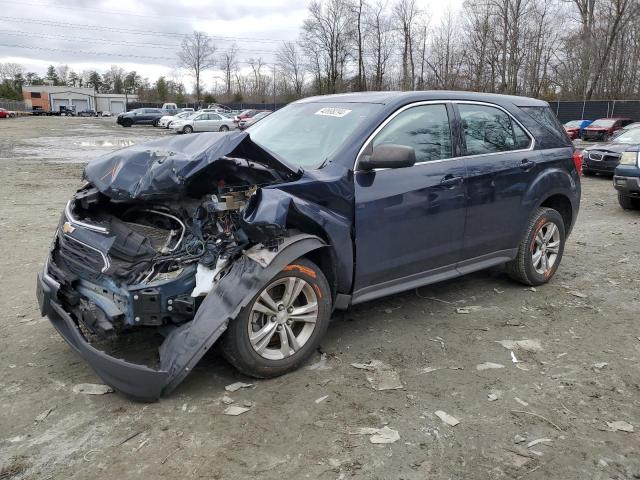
[{"left": 359, "top": 144, "right": 417, "bottom": 171}]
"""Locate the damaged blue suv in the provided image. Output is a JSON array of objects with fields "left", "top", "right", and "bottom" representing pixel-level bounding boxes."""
[{"left": 37, "top": 92, "right": 581, "bottom": 400}]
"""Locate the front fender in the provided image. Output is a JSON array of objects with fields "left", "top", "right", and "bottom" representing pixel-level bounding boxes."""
[{"left": 159, "top": 234, "right": 327, "bottom": 396}]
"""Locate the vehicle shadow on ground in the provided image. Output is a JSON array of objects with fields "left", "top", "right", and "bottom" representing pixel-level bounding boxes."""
[{"left": 174, "top": 266, "right": 512, "bottom": 398}]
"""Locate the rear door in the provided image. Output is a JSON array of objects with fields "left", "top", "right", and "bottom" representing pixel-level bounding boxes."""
[
  {"left": 454, "top": 102, "right": 535, "bottom": 262},
  {"left": 353, "top": 102, "right": 467, "bottom": 298}
]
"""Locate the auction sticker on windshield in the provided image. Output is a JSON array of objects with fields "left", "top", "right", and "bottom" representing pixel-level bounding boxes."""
[{"left": 315, "top": 107, "right": 352, "bottom": 118}]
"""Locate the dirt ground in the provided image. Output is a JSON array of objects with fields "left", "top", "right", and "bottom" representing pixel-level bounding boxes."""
[{"left": 1, "top": 117, "right": 639, "bottom": 480}]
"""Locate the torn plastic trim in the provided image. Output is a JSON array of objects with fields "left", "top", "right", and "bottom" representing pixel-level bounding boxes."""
[{"left": 38, "top": 234, "right": 327, "bottom": 401}]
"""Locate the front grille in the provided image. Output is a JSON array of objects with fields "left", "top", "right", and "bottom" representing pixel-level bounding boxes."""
[{"left": 56, "top": 233, "right": 106, "bottom": 277}]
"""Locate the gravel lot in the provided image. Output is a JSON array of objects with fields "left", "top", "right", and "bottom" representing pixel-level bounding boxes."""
[{"left": 1, "top": 117, "right": 639, "bottom": 480}]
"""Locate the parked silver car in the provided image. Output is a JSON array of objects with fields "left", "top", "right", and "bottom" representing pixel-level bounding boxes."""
[
  {"left": 158, "top": 111, "right": 194, "bottom": 128},
  {"left": 171, "top": 112, "right": 235, "bottom": 134}
]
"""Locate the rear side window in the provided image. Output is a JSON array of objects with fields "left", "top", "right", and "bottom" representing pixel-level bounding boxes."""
[
  {"left": 372, "top": 104, "right": 452, "bottom": 163},
  {"left": 520, "top": 106, "right": 566, "bottom": 141},
  {"left": 458, "top": 104, "right": 532, "bottom": 155}
]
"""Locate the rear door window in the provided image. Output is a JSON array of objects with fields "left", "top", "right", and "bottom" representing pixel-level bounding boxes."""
[
  {"left": 372, "top": 104, "right": 452, "bottom": 163},
  {"left": 458, "top": 104, "right": 532, "bottom": 155},
  {"left": 519, "top": 105, "right": 566, "bottom": 141}
]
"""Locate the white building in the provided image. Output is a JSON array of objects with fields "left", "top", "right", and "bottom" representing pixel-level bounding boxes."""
[{"left": 22, "top": 85, "right": 137, "bottom": 114}]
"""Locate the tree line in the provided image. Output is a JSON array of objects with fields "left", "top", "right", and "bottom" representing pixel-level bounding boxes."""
[
  {"left": 178, "top": 0, "right": 640, "bottom": 103},
  {"left": 3, "top": 0, "right": 640, "bottom": 105}
]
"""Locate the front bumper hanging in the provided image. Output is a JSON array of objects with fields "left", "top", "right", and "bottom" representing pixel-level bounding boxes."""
[{"left": 37, "top": 235, "right": 326, "bottom": 401}]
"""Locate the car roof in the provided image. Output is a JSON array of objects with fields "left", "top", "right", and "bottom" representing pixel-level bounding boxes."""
[{"left": 294, "top": 90, "right": 548, "bottom": 107}]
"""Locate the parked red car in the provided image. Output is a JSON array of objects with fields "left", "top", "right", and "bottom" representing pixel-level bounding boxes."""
[
  {"left": 233, "top": 109, "right": 271, "bottom": 124},
  {"left": 582, "top": 117, "right": 634, "bottom": 141},
  {"left": 0, "top": 108, "right": 8, "bottom": 119}
]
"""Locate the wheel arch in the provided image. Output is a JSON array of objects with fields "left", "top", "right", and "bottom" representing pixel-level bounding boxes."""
[{"left": 538, "top": 193, "right": 574, "bottom": 234}]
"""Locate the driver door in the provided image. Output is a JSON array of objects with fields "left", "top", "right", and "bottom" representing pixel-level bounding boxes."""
[{"left": 353, "top": 102, "right": 468, "bottom": 301}]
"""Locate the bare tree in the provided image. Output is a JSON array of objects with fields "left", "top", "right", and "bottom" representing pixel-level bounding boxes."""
[
  {"left": 220, "top": 44, "right": 238, "bottom": 96},
  {"left": 178, "top": 31, "right": 216, "bottom": 102},
  {"left": 393, "top": 0, "right": 419, "bottom": 90},
  {"left": 366, "top": 0, "right": 394, "bottom": 90},
  {"left": 301, "top": 0, "right": 354, "bottom": 94},
  {"left": 277, "top": 41, "right": 306, "bottom": 96}
]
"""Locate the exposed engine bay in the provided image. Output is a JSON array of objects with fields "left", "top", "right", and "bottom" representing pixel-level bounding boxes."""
[{"left": 53, "top": 156, "right": 287, "bottom": 337}]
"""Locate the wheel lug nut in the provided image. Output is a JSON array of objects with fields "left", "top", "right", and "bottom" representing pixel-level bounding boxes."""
[
  {"left": 277, "top": 304, "right": 284, "bottom": 311},
  {"left": 287, "top": 307, "right": 293, "bottom": 313},
  {"left": 270, "top": 316, "right": 276, "bottom": 322}
]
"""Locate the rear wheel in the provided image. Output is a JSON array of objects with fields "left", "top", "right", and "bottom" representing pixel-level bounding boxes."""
[
  {"left": 152, "top": 119, "right": 160, "bottom": 127},
  {"left": 506, "top": 207, "right": 566, "bottom": 286},
  {"left": 618, "top": 192, "right": 640, "bottom": 210},
  {"left": 221, "top": 258, "right": 332, "bottom": 378},
  {"left": 183, "top": 125, "right": 193, "bottom": 134}
]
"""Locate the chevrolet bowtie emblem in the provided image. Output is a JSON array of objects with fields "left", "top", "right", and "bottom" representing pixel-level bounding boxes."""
[{"left": 62, "top": 222, "right": 75, "bottom": 234}]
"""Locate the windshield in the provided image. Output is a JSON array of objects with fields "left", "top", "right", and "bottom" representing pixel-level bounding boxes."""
[
  {"left": 248, "top": 102, "right": 382, "bottom": 168},
  {"left": 613, "top": 128, "right": 640, "bottom": 144},
  {"left": 590, "top": 119, "right": 615, "bottom": 127},
  {"left": 564, "top": 121, "right": 583, "bottom": 128}
]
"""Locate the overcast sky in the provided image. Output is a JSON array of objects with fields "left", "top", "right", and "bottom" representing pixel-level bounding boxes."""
[{"left": 0, "top": 0, "right": 463, "bottom": 89}]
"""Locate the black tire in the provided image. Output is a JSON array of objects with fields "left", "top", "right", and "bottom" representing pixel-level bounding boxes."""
[
  {"left": 152, "top": 119, "right": 160, "bottom": 127},
  {"left": 618, "top": 192, "right": 640, "bottom": 210},
  {"left": 219, "top": 125, "right": 229, "bottom": 132},
  {"left": 122, "top": 118, "right": 133, "bottom": 128},
  {"left": 220, "top": 257, "right": 332, "bottom": 378},
  {"left": 583, "top": 168, "right": 595, "bottom": 176},
  {"left": 167, "top": 121, "right": 173, "bottom": 129},
  {"left": 506, "top": 207, "right": 566, "bottom": 286},
  {"left": 183, "top": 125, "right": 193, "bottom": 134}
]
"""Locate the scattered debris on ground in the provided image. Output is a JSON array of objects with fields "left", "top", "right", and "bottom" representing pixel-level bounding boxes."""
[
  {"left": 607, "top": 421, "right": 634, "bottom": 433},
  {"left": 223, "top": 405, "right": 251, "bottom": 416},
  {"left": 351, "top": 360, "right": 403, "bottom": 390},
  {"left": 434, "top": 410, "right": 460, "bottom": 427},
  {"left": 224, "top": 382, "right": 254, "bottom": 393},
  {"left": 72, "top": 383, "right": 114, "bottom": 395},
  {"left": 349, "top": 426, "right": 400, "bottom": 444}
]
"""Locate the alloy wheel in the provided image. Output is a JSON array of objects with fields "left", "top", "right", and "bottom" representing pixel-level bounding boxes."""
[
  {"left": 247, "top": 276, "right": 319, "bottom": 361},
  {"left": 531, "top": 221, "right": 560, "bottom": 275}
]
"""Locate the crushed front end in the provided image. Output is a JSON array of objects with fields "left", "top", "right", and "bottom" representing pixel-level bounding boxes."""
[{"left": 36, "top": 132, "right": 327, "bottom": 400}]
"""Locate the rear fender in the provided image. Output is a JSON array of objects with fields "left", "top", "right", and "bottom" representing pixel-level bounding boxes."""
[{"left": 520, "top": 167, "right": 580, "bottom": 239}]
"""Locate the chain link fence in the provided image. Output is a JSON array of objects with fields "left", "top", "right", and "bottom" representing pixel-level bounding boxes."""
[
  {"left": 548, "top": 100, "right": 640, "bottom": 123},
  {"left": 0, "top": 98, "right": 27, "bottom": 114}
]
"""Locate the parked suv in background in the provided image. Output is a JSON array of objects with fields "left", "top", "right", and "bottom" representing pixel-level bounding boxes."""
[
  {"left": 116, "top": 108, "right": 165, "bottom": 127},
  {"left": 37, "top": 91, "right": 581, "bottom": 400},
  {"left": 613, "top": 148, "right": 640, "bottom": 210},
  {"left": 582, "top": 117, "right": 634, "bottom": 141},
  {"left": 582, "top": 128, "right": 640, "bottom": 176}
]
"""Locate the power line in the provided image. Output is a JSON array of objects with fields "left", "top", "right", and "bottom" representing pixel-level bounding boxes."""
[
  {"left": 0, "top": 43, "right": 280, "bottom": 69},
  {"left": 16, "top": 1, "right": 225, "bottom": 21},
  {"left": 0, "top": 16, "right": 288, "bottom": 44},
  {"left": 0, "top": 29, "right": 282, "bottom": 56}
]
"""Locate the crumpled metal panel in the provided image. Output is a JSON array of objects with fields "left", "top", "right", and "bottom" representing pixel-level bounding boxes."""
[{"left": 83, "top": 132, "right": 296, "bottom": 201}]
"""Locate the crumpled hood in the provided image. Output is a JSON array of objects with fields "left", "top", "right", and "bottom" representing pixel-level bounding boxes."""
[
  {"left": 83, "top": 131, "right": 298, "bottom": 201},
  {"left": 588, "top": 142, "right": 638, "bottom": 154}
]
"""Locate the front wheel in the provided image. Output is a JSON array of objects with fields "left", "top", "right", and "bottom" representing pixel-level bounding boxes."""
[
  {"left": 152, "top": 119, "right": 160, "bottom": 127},
  {"left": 618, "top": 192, "right": 640, "bottom": 210},
  {"left": 183, "top": 125, "right": 193, "bottom": 134},
  {"left": 221, "top": 258, "right": 332, "bottom": 378},
  {"left": 219, "top": 125, "right": 229, "bottom": 132},
  {"left": 506, "top": 207, "right": 566, "bottom": 286}
]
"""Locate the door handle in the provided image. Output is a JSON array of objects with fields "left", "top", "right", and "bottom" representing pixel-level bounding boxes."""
[
  {"left": 440, "top": 175, "right": 463, "bottom": 188},
  {"left": 520, "top": 159, "right": 536, "bottom": 171}
]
